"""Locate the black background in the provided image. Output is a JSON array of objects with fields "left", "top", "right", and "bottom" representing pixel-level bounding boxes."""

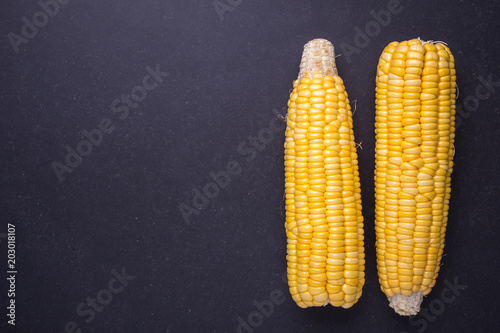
[{"left": 1, "top": 0, "right": 500, "bottom": 332}]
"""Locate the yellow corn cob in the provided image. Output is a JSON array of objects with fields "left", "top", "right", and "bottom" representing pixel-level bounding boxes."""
[
  {"left": 374, "top": 39, "right": 456, "bottom": 315},
  {"left": 285, "top": 39, "right": 365, "bottom": 309}
]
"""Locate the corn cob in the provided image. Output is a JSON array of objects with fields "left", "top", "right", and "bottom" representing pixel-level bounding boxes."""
[
  {"left": 374, "top": 39, "right": 456, "bottom": 315},
  {"left": 285, "top": 39, "right": 365, "bottom": 309}
]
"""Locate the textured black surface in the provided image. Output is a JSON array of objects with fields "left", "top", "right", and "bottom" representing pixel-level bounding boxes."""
[{"left": 1, "top": 0, "right": 500, "bottom": 332}]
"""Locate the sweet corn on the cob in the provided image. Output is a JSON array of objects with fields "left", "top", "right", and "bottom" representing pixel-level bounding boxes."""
[
  {"left": 374, "top": 39, "right": 456, "bottom": 315},
  {"left": 285, "top": 39, "right": 365, "bottom": 309}
]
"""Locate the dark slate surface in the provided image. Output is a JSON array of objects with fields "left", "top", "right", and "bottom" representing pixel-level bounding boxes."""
[{"left": 1, "top": 0, "right": 499, "bottom": 332}]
